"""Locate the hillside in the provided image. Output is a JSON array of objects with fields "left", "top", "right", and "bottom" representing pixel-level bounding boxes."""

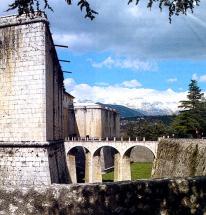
[{"left": 97, "top": 103, "right": 144, "bottom": 118}]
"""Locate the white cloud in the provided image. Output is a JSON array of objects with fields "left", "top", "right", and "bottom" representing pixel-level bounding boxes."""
[
  {"left": 64, "top": 78, "right": 76, "bottom": 91},
  {"left": 167, "top": 78, "right": 177, "bottom": 83},
  {"left": 122, "top": 80, "right": 142, "bottom": 88},
  {"left": 64, "top": 78, "right": 187, "bottom": 112},
  {"left": 192, "top": 73, "right": 198, "bottom": 80},
  {"left": 192, "top": 73, "right": 206, "bottom": 83},
  {"left": 199, "top": 75, "right": 206, "bottom": 83},
  {"left": 94, "top": 82, "right": 109, "bottom": 86},
  {"left": 90, "top": 56, "right": 157, "bottom": 72}
]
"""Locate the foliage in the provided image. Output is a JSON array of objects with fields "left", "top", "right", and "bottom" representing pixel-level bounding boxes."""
[
  {"left": 179, "top": 80, "right": 204, "bottom": 111},
  {"left": 123, "top": 119, "right": 172, "bottom": 140},
  {"left": 122, "top": 80, "right": 206, "bottom": 139},
  {"left": 102, "top": 162, "right": 152, "bottom": 182},
  {"left": 7, "top": 0, "right": 98, "bottom": 20},
  {"left": 7, "top": 0, "right": 200, "bottom": 22},
  {"left": 172, "top": 80, "right": 206, "bottom": 138}
]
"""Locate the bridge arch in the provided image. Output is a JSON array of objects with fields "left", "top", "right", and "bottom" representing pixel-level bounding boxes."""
[
  {"left": 123, "top": 145, "right": 156, "bottom": 160},
  {"left": 122, "top": 143, "right": 156, "bottom": 159},
  {"left": 93, "top": 145, "right": 120, "bottom": 157},
  {"left": 67, "top": 145, "right": 91, "bottom": 155},
  {"left": 92, "top": 146, "right": 120, "bottom": 182},
  {"left": 64, "top": 140, "right": 158, "bottom": 183},
  {"left": 122, "top": 145, "right": 155, "bottom": 181},
  {"left": 66, "top": 146, "right": 91, "bottom": 183}
]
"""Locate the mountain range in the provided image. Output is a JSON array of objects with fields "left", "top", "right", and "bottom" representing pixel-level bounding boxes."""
[{"left": 98, "top": 103, "right": 176, "bottom": 118}]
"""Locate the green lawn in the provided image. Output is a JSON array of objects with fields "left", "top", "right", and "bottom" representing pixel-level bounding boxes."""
[{"left": 102, "top": 162, "right": 153, "bottom": 182}]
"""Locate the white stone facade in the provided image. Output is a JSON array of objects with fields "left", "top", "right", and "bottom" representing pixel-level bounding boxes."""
[
  {"left": 0, "top": 14, "right": 68, "bottom": 186},
  {"left": 0, "top": 14, "right": 64, "bottom": 142},
  {"left": 73, "top": 103, "right": 120, "bottom": 139}
]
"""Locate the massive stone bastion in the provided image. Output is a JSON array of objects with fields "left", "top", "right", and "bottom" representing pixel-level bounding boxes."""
[{"left": 152, "top": 139, "right": 206, "bottom": 178}]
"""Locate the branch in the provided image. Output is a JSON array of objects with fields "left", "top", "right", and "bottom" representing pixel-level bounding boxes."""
[
  {"left": 128, "top": 0, "right": 200, "bottom": 23},
  {"left": 7, "top": 0, "right": 98, "bottom": 20},
  {"left": 7, "top": 0, "right": 200, "bottom": 22}
]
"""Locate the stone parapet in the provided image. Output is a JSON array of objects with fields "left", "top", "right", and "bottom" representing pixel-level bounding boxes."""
[
  {"left": 0, "top": 13, "right": 48, "bottom": 28},
  {"left": 0, "top": 140, "right": 64, "bottom": 147},
  {"left": 0, "top": 176, "right": 206, "bottom": 214}
]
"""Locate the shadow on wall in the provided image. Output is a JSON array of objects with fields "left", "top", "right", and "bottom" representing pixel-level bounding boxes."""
[
  {"left": 1, "top": 176, "right": 206, "bottom": 214},
  {"left": 130, "top": 146, "right": 155, "bottom": 163},
  {"left": 48, "top": 143, "right": 70, "bottom": 184},
  {"left": 67, "top": 146, "right": 86, "bottom": 183}
]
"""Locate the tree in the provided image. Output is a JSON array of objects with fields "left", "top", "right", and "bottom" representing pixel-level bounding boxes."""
[
  {"left": 124, "top": 119, "right": 172, "bottom": 141},
  {"left": 172, "top": 80, "right": 206, "bottom": 138},
  {"left": 179, "top": 80, "right": 204, "bottom": 111},
  {"left": 7, "top": 0, "right": 200, "bottom": 22}
]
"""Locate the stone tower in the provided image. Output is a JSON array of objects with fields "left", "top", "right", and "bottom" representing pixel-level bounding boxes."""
[{"left": 0, "top": 14, "right": 69, "bottom": 186}]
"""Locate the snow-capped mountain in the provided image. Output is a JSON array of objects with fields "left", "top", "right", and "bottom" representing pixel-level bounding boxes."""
[
  {"left": 75, "top": 100, "right": 177, "bottom": 117},
  {"left": 98, "top": 103, "right": 176, "bottom": 118},
  {"left": 135, "top": 102, "right": 176, "bottom": 116}
]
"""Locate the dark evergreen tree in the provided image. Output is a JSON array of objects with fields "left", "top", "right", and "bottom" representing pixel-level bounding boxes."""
[
  {"left": 179, "top": 80, "right": 204, "bottom": 111},
  {"left": 172, "top": 80, "right": 206, "bottom": 138}
]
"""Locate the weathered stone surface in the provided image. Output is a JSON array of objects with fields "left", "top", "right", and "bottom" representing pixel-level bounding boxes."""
[
  {"left": 0, "top": 14, "right": 64, "bottom": 142},
  {"left": 0, "top": 142, "right": 69, "bottom": 186},
  {"left": 152, "top": 139, "right": 206, "bottom": 178},
  {"left": 0, "top": 14, "right": 68, "bottom": 186},
  {"left": 0, "top": 177, "right": 206, "bottom": 214}
]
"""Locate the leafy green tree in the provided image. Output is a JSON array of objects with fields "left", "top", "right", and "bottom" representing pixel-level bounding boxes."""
[
  {"left": 172, "top": 80, "right": 206, "bottom": 138},
  {"left": 7, "top": 0, "right": 200, "bottom": 22}
]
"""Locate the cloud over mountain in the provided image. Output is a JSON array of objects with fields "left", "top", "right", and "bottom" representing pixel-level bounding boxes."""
[{"left": 64, "top": 78, "right": 187, "bottom": 113}]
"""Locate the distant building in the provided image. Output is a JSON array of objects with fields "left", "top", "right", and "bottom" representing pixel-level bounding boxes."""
[{"left": 73, "top": 103, "right": 120, "bottom": 139}]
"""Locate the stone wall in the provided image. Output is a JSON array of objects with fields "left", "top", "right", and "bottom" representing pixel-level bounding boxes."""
[
  {"left": 0, "top": 15, "right": 47, "bottom": 142},
  {"left": 0, "top": 144, "right": 51, "bottom": 186},
  {"left": 0, "top": 14, "right": 64, "bottom": 142},
  {"left": 0, "top": 14, "right": 68, "bottom": 186},
  {"left": 0, "top": 142, "right": 69, "bottom": 186},
  {"left": 152, "top": 139, "right": 206, "bottom": 178},
  {"left": 1, "top": 176, "right": 206, "bottom": 214},
  {"left": 45, "top": 26, "right": 64, "bottom": 141}
]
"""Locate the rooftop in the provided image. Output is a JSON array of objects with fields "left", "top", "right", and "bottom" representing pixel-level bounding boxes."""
[{"left": 74, "top": 102, "right": 118, "bottom": 113}]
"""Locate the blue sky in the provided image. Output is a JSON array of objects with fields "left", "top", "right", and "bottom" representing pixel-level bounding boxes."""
[
  {"left": 1, "top": 0, "right": 206, "bottom": 112},
  {"left": 61, "top": 52, "right": 206, "bottom": 91}
]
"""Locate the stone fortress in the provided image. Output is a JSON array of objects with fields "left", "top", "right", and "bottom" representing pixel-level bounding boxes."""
[
  {"left": 0, "top": 13, "right": 154, "bottom": 186},
  {"left": 63, "top": 98, "right": 120, "bottom": 140},
  {"left": 1, "top": 13, "right": 206, "bottom": 215}
]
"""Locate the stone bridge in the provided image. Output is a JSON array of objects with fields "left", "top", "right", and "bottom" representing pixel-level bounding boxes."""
[{"left": 64, "top": 140, "right": 158, "bottom": 183}]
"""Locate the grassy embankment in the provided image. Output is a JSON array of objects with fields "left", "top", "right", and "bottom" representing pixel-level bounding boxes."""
[{"left": 102, "top": 162, "right": 153, "bottom": 182}]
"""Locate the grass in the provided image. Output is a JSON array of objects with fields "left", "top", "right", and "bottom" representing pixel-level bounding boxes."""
[{"left": 102, "top": 162, "right": 153, "bottom": 182}]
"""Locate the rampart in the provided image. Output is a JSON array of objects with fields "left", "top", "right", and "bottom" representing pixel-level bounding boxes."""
[
  {"left": 0, "top": 176, "right": 206, "bottom": 214},
  {"left": 152, "top": 139, "right": 206, "bottom": 178}
]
